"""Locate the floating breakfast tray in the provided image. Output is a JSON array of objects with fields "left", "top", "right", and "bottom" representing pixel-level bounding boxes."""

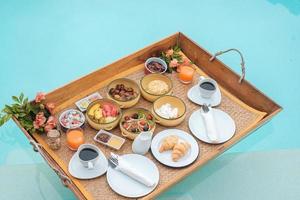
[{"left": 13, "top": 32, "right": 281, "bottom": 200}]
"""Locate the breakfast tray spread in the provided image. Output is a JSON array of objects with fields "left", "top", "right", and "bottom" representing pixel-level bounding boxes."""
[{"left": 13, "top": 32, "right": 281, "bottom": 200}]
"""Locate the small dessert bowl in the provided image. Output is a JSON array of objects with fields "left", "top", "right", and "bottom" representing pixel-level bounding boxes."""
[
  {"left": 86, "top": 99, "right": 121, "bottom": 130},
  {"left": 152, "top": 95, "right": 186, "bottom": 127},
  {"left": 144, "top": 57, "right": 168, "bottom": 74},
  {"left": 59, "top": 109, "right": 85, "bottom": 132},
  {"left": 119, "top": 108, "right": 156, "bottom": 140},
  {"left": 140, "top": 73, "right": 173, "bottom": 102},
  {"left": 107, "top": 78, "right": 140, "bottom": 108}
]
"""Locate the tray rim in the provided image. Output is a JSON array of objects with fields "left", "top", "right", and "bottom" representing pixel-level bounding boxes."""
[
  {"left": 11, "top": 32, "right": 282, "bottom": 200},
  {"left": 178, "top": 32, "right": 282, "bottom": 114}
]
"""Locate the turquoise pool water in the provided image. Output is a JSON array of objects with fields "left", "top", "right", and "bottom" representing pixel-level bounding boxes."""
[{"left": 0, "top": 0, "right": 299, "bottom": 199}]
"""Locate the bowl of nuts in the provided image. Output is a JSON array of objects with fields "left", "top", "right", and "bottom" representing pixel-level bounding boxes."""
[{"left": 107, "top": 78, "right": 141, "bottom": 108}]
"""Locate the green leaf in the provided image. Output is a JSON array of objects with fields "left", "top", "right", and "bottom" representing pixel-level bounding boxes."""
[
  {"left": 18, "top": 113, "right": 27, "bottom": 117},
  {"left": 0, "top": 114, "right": 11, "bottom": 126},
  {"left": 12, "top": 96, "right": 20, "bottom": 103},
  {"left": 5, "top": 105, "right": 12, "bottom": 111},
  {"left": 2, "top": 107, "right": 12, "bottom": 114},
  {"left": 23, "top": 97, "right": 28, "bottom": 105},
  {"left": 19, "top": 93, "right": 24, "bottom": 102}
]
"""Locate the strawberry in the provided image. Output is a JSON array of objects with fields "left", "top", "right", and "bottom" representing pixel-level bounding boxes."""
[{"left": 146, "top": 114, "right": 153, "bottom": 120}]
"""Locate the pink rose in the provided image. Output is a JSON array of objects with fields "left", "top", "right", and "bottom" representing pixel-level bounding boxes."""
[
  {"left": 35, "top": 92, "right": 46, "bottom": 103},
  {"left": 33, "top": 121, "right": 40, "bottom": 129},
  {"left": 44, "top": 116, "right": 57, "bottom": 132},
  {"left": 182, "top": 57, "right": 192, "bottom": 66},
  {"left": 46, "top": 102, "right": 55, "bottom": 114},
  {"left": 33, "top": 112, "right": 46, "bottom": 129},
  {"left": 166, "top": 49, "right": 174, "bottom": 57},
  {"left": 169, "top": 59, "right": 180, "bottom": 68}
]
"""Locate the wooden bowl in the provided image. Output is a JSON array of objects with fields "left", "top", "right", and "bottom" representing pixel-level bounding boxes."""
[
  {"left": 119, "top": 108, "right": 156, "bottom": 140},
  {"left": 107, "top": 78, "right": 140, "bottom": 108},
  {"left": 86, "top": 99, "right": 121, "bottom": 130},
  {"left": 140, "top": 73, "right": 173, "bottom": 102},
  {"left": 152, "top": 95, "right": 186, "bottom": 127}
]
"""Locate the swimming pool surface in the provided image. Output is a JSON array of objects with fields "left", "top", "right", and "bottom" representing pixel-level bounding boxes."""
[{"left": 0, "top": 0, "right": 299, "bottom": 199}]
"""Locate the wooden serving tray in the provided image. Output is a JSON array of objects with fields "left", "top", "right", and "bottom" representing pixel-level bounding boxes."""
[{"left": 13, "top": 32, "right": 281, "bottom": 200}]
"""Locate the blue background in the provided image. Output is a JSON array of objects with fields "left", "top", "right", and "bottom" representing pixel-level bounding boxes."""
[{"left": 0, "top": 0, "right": 299, "bottom": 199}]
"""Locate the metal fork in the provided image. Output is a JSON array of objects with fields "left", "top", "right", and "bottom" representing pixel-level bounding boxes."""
[
  {"left": 107, "top": 152, "right": 155, "bottom": 187},
  {"left": 202, "top": 103, "right": 210, "bottom": 113},
  {"left": 108, "top": 153, "right": 119, "bottom": 168},
  {"left": 201, "top": 103, "right": 218, "bottom": 142}
]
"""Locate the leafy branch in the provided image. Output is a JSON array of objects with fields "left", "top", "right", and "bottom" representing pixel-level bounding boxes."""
[{"left": 0, "top": 93, "right": 38, "bottom": 134}]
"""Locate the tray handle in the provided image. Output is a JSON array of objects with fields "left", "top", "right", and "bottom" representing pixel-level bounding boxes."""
[
  {"left": 29, "top": 140, "right": 71, "bottom": 187},
  {"left": 209, "top": 48, "right": 245, "bottom": 83}
]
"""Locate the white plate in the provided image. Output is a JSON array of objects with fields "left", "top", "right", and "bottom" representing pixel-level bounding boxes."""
[
  {"left": 68, "top": 150, "right": 108, "bottom": 179},
  {"left": 189, "top": 108, "right": 236, "bottom": 144},
  {"left": 151, "top": 129, "right": 199, "bottom": 168},
  {"left": 106, "top": 154, "right": 159, "bottom": 198},
  {"left": 187, "top": 84, "right": 221, "bottom": 106}
]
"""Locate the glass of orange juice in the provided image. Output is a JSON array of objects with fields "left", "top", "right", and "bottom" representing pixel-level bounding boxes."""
[
  {"left": 66, "top": 128, "right": 85, "bottom": 150},
  {"left": 178, "top": 66, "right": 195, "bottom": 84}
]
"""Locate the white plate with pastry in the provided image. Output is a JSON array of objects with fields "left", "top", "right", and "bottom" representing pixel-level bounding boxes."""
[{"left": 151, "top": 129, "right": 199, "bottom": 168}]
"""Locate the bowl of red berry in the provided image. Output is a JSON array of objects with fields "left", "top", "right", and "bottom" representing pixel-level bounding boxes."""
[{"left": 120, "top": 108, "right": 156, "bottom": 140}]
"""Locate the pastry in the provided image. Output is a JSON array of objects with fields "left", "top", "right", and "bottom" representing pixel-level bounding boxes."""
[
  {"left": 171, "top": 139, "right": 191, "bottom": 161},
  {"left": 159, "top": 135, "right": 179, "bottom": 153}
]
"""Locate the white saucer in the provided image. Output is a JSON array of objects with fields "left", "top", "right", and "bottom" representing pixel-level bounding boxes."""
[
  {"left": 187, "top": 84, "right": 222, "bottom": 106},
  {"left": 106, "top": 154, "right": 159, "bottom": 198},
  {"left": 151, "top": 129, "right": 199, "bottom": 168},
  {"left": 68, "top": 150, "right": 108, "bottom": 179},
  {"left": 189, "top": 108, "right": 236, "bottom": 144}
]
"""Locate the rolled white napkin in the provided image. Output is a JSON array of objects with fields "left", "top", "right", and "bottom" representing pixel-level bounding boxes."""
[
  {"left": 116, "top": 157, "right": 155, "bottom": 187},
  {"left": 200, "top": 107, "right": 219, "bottom": 143}
]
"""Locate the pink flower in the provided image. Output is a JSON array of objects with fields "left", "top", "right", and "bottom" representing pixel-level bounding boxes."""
[
  {"left": 182, "top": 57, "right": 192, "bottom": 66},
  {"left": 165, "top": 49, "right": 174, "bottom": 57},
  {"left": 46, "top": 102, "right": 55, "bottom": 114},
  {"left": 35, "top": 92, "right": 46, "bottom": 103},
  {"left": 33, "top": 121, "right": 40, "bottom": 129},
  {"left": 33, "top": 112, "right": 46, "bottom": 129},
  {"left": 169, "top": 59, "right": 180, "bottom": 68},
  {"left": 44, "top": 116, "right": 57, "bottom": 132}
]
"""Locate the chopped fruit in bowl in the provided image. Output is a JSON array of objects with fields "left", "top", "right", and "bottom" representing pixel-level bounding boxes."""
[{"left": 86, "top": 99, "right": 121, "bottom": 130}]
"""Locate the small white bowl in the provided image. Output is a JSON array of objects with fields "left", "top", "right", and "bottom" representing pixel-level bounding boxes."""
[
  {"left": 145, "top": 57, "right": 167, "bottom": 74},
  {"left": 59, "top": 109, "right": 85, "bottom": 131}
]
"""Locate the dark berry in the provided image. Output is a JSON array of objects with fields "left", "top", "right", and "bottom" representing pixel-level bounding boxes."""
[{"left": 132, "top": 113, "right": 138, "bottom": 119}]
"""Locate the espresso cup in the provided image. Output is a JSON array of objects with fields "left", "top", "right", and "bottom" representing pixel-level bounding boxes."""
[
  {"left": 198, "top": 76, "right": 217, "bottom": 98},
  {"left": 77, "top": 144, "right": 100, "bottom": 170}
]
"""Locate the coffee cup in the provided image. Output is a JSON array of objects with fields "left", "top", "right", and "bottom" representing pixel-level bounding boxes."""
[
  {"left": 77, "top": 144, "right": 100, "bottom": 169},
  {"left": 198, "top": 76, "right": 217, "bottom": 98}
]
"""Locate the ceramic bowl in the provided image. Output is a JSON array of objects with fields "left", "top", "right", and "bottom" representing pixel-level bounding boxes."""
[
  {"left": 107, "top": 78, "right": 140, "bottom": 108},
  {"left": 152, "top": 95, "right": 186, "bottom": 127},
  {"left": 59, "top": 109, "right": 85, "bottom": 132},
  {"left": 119, "top": 108, "right": 156, "bottom": 140},
  {"left": 140, "top": 73, "right": 173, "bottom": 102},
  {"left": 144, "top": 57, "right": 168, "bottom": 74},
  {"left": 86, "top": 99, "right": 121, "bottom": 131}
]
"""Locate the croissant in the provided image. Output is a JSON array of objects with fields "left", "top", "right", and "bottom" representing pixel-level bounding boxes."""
[
  {"left": 159, "top": 135, "right": 179, "bottom": 153},
  {"left": 172, "top": 140, "right": 191, "bottom": 161}
]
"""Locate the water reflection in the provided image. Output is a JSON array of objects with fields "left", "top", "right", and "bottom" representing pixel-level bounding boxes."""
[
  {"left": 268, "top": 0, "right": 300, "bottom": 15},
  {"left": 0, "top": 163, "right": 75, "bottom": 200},
  {"left": 158, "top": 150, "right": 300, "bottom": 200}
]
